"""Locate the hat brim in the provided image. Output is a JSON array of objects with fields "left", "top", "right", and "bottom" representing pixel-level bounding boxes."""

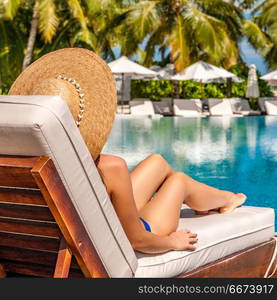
[{"left": 9, "top": 48, "right": 117, "bottom": 160}]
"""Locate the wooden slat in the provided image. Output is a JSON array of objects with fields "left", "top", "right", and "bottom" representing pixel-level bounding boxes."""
[
  {"left": 0, "top": 202, "right": 54, "bottom": 222},
  {"left": 3, "top": 261, "right": 83, "bottom": 278},
  {"left": 3, "top": 261, "right": 54, "bottom": 278},
  {"left": 0, "top": 166, "right": 38, "bottom": 188},
  {"left": 0, "top": 245, "right": 79, "bottom": 270},
  {"left": 0, "top": 246, "right": 58, "bottom": 267},
  {"left": 32, "top": 157, "right": 108, "bottom": 278},
  {"left": 0, "top": 156, "right": 40, "bottom": 168},
  {"left": 0, "top": 156, "right": 40, "bottom": 188},
  {"left": 0, "top": 264, "right": 6, "bottom": 278},
  {"left": 54, "top": 238, "right": 72, "bottom": 278},
  {"left": 0, "top": 217, "right": 61, "bottom": 238},
  {"left": 0, "top": 232, "right": 59, "bottom": 252},
  {"left": 0, "top": 187, "right": 45, "bottom": 205}
]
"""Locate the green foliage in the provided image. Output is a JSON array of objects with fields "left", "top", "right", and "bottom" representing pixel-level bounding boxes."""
[
  {"left": 0, "top": 0, "right": 276, "bottom": 96},
  {"left": 131, "top": 80, "right": 173, "bottom": 101},
  {"left": 131, "top": 64, "right": 273, "bottom": 101}
]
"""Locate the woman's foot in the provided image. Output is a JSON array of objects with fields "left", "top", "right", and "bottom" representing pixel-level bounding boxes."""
[
  {"left": 194, "top": 208, "right": 220, "bottom": 215},
  {"left": 219, "top": 193, "right": 247, "bottom": 214}
]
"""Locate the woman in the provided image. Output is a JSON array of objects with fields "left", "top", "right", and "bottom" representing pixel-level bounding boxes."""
[
  {"left": 9, "top": 48, "right": 246, "bottom": 256},
  {"left": 96, "top": 153, "right": 246, "bottom": 254}
]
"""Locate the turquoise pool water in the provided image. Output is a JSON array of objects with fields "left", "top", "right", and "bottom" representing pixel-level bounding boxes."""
[{"left": 103, "top": 115, "right": 277, "bottom": 229}]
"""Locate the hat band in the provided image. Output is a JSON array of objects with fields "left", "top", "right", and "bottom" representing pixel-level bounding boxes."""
[{"left": 57, "top": 75, "right": 85, "bottom": 127}]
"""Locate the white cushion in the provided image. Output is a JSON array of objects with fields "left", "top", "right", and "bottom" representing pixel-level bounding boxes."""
[
  {"left": 135, "top": 205, "right": 275, "bottom": 277},
  {"left": 130, "top": 100, "right": 155, "bottom": 115},
  {"left": 173, "top": 99, "right": 202, "bottom": 117},
  {"left": 265, "top": 100, "right": 277, "bottom": 115},
  {"left": 0, "top": 95, "right": 138, "bottom": 277},
  {"left": 259, "top": 97, "right": 277, "bottom": 113},
  {"left": 208, "top": 99, "right": 233, "bottom": 116}
]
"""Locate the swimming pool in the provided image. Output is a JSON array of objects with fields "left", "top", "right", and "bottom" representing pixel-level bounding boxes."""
[{"left": 103, "top": 115, "right": 277, "bottom": 229}]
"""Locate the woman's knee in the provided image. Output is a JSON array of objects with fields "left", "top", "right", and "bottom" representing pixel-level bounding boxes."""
[
  {"left": 147, "top": 153, "right": 172, "bottom": 172},
  {"left": 147, "top": 153, "right": 165, "bottom": 163},
  {"left": 97, "top": 154, "right": 128, "bottom": 175}
]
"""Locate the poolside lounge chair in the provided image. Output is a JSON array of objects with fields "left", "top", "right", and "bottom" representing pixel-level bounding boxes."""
[
  {"left": 0, "top": 95, "right": 276, "bottom": 278},
  {"left": 259, "top": 97, "right": 277, "bottom": 115},
  {"left": 153, "top": 99, "right": 173, "bottom": 116},
  {"left": 130, "top": 98, "right": 157, "bottom": 116},
  {"left": 173, "top": 99, "right": 202, "bottom": 117},
  {"left": 264, "top": 99, "right": 277, "bottom": 115},
  {"left": 208, "top": 98, "right": 233, "bottom": 116},
  {"left": 229, "top": 98, "right": 261, "bottom": 116}
]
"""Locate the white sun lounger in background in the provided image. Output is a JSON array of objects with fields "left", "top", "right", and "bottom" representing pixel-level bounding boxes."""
[
  {"left": 259, "top": 97, "right": 277, "bottom": 114},
  {"left": 130, "top": 98, "right": 157, "bottom": 116},
  {"left": 229, "top": 98, "right": 261, "bottom": 116},
  {"left": 173, "top": 99, "right": 202, "bottom": 117},
  {"left": 208, "top": 98, "right": 234, "bottom": 116},
  {"left": 153, "top": 99, "right": 173, "bottom": 116},
  {"left": 264, "top": 99, "right": 277, "bottom": 115}
]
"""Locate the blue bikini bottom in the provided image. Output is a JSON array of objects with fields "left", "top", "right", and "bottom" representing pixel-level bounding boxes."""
[{"left": 139, "top": 217, "right": 151, "bottom": 232}]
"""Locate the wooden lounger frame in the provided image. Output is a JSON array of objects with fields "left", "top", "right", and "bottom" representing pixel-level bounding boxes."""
[{"left": 0, "top": 155, "right": 276, "bottom": 278}]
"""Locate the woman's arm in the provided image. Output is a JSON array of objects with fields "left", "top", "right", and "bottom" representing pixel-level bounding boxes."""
[
  {"left": 131, "top": 229, "right": 197, "bottom": 254},
  {"left": 97, "top": 154, "right": 197, "bottom": 254}
]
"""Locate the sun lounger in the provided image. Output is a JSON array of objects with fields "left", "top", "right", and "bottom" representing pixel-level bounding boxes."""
[
  {"left": 130, "top": 98, "right": 157, "bottom": 116},
  {"left": 173, "top": 99, "right": 202, "bottom": 117},
  {"left": 229, "top": 98, "right": 261, "bottom": 116},
  {"left": 153, "top": 99, "right": 173, "bottom": 116},
  {"left": 264, "top": 99, "right": 277, "bottom": 115},
  {"left": 0, "top": 95, "right": 276, "bottom": 278},
  {"left": 259, "top": 97, "right": 277, "bottom": 115},
  {"left": 208, "top": 98, "right": 234, "bottom": 116}
]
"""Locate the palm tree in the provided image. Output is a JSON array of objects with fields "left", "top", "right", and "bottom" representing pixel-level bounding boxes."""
[
  {"left": 84, "top": 0, "right": 128, "bottom": 60},
  {"left": 253, "top": 0, "right": 277, "bottom": 69},
  {"left": 119, "top": 0, "right": 244, "bottom": 71},
  {"left": 0, "top": 0, "right": 90, "bottom": 70}
]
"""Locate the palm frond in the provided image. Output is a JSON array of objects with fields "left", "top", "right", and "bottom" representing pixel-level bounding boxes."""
[
  {"left": 256, "top": 2, "right": 277, "bottom": 28},
  {"left": 67, "top": 0, "right": 89, "bottom": 42},
  {"left": 126, "top": 0, "right": 160, "bottom": 40},
  {"left": 264, "top": 44, "right": 277, "bottom": 70},
  {"left": 168, "top": 13, "right": 190, "bottom": 71},
  {"left": 1, "top": 0, "right": 24, "bottom": 20},
  {"left": 184, "top": 7, "right": 219, "bottom": 55},
  {"left": 241, "top": 19, "right": 272, "bottom": 56},
  {"left": 38, "top": 0, "right": 59, "bottom": 43},
  {"left": 253, "top": 0, "right": 276, "bottom": 14},
  {"left": 144, "top": 25, "right": 169, "bottom": 66}
]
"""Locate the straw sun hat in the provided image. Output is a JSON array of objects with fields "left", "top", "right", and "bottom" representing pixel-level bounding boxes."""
[{"left": 8, "top": 48, "right": 117, "bottom": 160}]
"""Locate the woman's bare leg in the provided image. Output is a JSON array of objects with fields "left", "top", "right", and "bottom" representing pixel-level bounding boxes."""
[
  {"left": 139, "top": 172, "right": 189, "bottom": 235},
  {"left": 96, "top": 154, "right": 197, "bottom": 252},
  {"left": 131, "top": 154, "right": 244, "bottom": 211},
  {"left": 131, "top": 154, "right": 246, "bottom": 235},
  {"left": 130, "top": 154, "right": 174, "bottom": 211}
]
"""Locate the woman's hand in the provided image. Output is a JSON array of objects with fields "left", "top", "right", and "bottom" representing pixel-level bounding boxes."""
[{"left": 169, "top": 229, "right": 198, "bottom": 251}]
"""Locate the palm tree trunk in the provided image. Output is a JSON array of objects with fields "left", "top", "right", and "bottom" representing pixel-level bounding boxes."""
[{"left": 22, "top": 1, "right": 39, "bottom": 71}]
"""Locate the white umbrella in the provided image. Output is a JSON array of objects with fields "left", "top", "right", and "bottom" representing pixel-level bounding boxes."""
[
  {"left": 108, "top": 56, "right": 157, "bottom": 77},
  {"left": 246, "top": 64, "right": 260, "bottom": 98},
  {"left": 108, "top": 56, "right": 157, "bottom": 111},
  {"left": 172, "top": 61, "right": 241, "bottom": 99},
  {"left": 172, "top": 61, "right": 241, "bottom": 83},
  {"left": 261, "top": 70, "right": 277, "bottom": 81}
]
